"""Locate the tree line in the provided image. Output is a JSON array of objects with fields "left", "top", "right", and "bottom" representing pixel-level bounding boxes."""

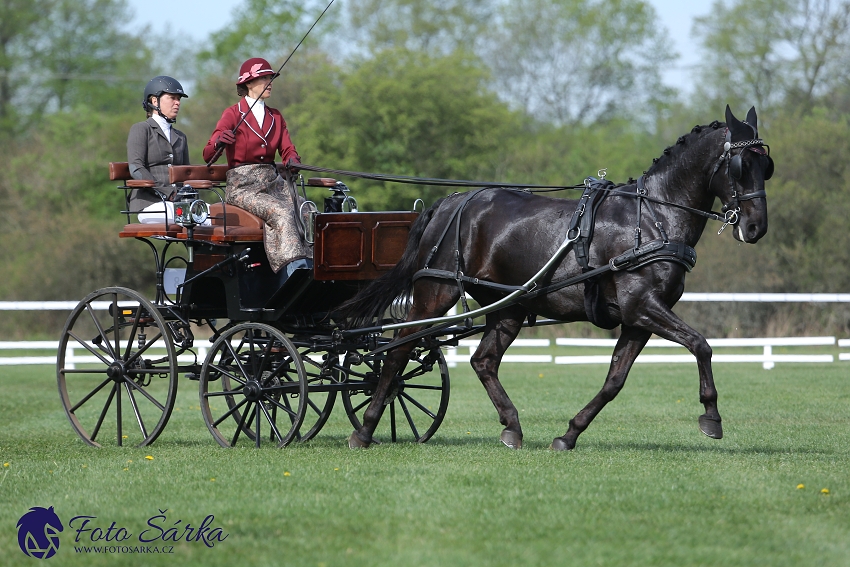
[{"left": 1, "top": 0, "right": 849, "bottom": 338}]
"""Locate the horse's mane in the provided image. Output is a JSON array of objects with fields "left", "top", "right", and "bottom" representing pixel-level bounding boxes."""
[{"left": 643, "top": 120, "right": 725, "bottom": 177}]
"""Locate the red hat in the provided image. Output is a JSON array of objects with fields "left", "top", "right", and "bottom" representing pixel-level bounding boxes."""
[{"left": 236, "top": 57, "right": 279, "bottom": 85}]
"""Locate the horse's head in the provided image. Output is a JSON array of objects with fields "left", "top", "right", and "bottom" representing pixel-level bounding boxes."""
[{"left": 713, "top": 105, "right": 773, "bottom": 243}]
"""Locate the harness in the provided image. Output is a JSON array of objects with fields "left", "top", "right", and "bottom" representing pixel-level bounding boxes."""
[{"left": 412, "top": 176, "right": 697, "bottom": 328}]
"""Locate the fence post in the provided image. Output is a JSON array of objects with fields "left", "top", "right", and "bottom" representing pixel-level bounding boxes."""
[{"left": 763, "top": 345, "right": 774, "bottom": 370}]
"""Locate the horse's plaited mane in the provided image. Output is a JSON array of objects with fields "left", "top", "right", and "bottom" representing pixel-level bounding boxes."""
[{"left": 642, "top": 121, "right": 725, "bottom": 176}]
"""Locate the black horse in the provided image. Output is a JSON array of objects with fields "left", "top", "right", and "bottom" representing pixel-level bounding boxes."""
[{"left": 341, "top": 106, "right": 773, "bottom": 450}]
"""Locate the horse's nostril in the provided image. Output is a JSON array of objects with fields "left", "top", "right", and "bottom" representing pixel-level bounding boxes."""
[{"left": 747, "top": 222, "right": 761, "bottom": 241}]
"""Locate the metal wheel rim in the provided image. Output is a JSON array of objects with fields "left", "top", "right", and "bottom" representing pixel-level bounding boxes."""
[
  {"left": 341, "top": 348, "right": 450, "bottom": 443},
  {"left": 56, "top": 287, "right": 178, "bottom": 447},
  {"left": 199, "top": 323, "right": 307, "bottom": 448}
]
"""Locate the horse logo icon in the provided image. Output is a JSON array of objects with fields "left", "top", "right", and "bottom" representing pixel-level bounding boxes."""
[{"left": 17, "top": 506, "right": 64, "bottom": 559}]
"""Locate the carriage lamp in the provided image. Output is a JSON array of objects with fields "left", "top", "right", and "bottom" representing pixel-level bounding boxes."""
[
  {"left": 324, "top": 182, "right": 358, "bottom": 213},
  {"left": 174, "top": 185, "right": 210, "bottom": 227}
]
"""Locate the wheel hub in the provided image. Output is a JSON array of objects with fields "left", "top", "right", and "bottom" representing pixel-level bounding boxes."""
[
  {"left": 106, "top": 362, "right": 125, "bottom": 382},
  {"left": 242, "top": 381, "right": 263, "bottom": 402}
]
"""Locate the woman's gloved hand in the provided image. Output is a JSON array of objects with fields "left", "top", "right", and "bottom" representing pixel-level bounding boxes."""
[{"left": 215, "top": 130, "right": 236, "bottom": 148}]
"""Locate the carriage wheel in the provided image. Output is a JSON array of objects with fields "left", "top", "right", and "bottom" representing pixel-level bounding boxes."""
[
  {"left": 57, "top": 287, "right": 178, "bottom": 447},
  {"left": 341, "top": 347, "right": 450, "bottom": 443},
  {"left": 199, "top": 323, "right": 307, "bottom": 448},
  {"left": 293, "top": 344, "right": 341, "bottom": 442}
]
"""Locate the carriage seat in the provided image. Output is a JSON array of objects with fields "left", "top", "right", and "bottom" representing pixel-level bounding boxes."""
[
  {"left": 184, "top": 202, "right": 265, "bottom": 242},
  {"left": 110, "top": 162, "right": 182, "bottom": 238}
]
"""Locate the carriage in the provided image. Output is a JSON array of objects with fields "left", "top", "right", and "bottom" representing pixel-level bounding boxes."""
[
  {"left": 56, "top": 163, "right": 459, "bottom": 448},
  {"left": 57, "top": 106, "right": 774, "bottom": 451}
]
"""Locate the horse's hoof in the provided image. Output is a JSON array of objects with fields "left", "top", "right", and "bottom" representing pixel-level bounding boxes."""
[
  {"left": 550, "top": 437, "right": 573, "bottom": 451},
  {"left": 348, "top": 431, "right": 372, "bottom": 449},
  {"left": 500, "top": 430, "right": 523, "bottom": 449},
  {"left": 698, "top": 415, "right": 723, "bottom": 439}
]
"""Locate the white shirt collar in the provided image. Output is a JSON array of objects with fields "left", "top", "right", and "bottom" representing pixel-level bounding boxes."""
[
  {"left": 151, "top": 113, "right": 171, "bottom": 142},
  {"left": 244, "top": 96, "right": 266, "bottom": 128}
]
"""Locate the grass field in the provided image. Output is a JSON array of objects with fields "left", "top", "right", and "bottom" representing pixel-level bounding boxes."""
[{"left": 1, "top": 361, "right": 849, "bottom": 566}]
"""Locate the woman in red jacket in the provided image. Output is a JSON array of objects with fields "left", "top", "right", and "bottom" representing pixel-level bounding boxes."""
[{"left": 203, "top": 57, "right": 311, "bottom": 274}]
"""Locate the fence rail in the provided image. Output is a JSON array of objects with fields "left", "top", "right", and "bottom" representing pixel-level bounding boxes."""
[
  {"left": 445, "top": 336, "right": 843, "bottom": 369},
  {"left": 2, "top": 298, "right": 849, "bottom": 368},
  {"left": 1, "top": 337, "right": 847, "bottom": 369}
]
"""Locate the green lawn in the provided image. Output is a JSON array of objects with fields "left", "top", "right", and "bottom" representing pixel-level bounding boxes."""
[{"left": 1, "top": 361, "right": 848, "bottom": 566}]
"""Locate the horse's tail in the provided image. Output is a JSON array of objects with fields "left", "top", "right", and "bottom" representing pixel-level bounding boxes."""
[{"left": 336, "top": 197, "right": 445, "bottom": 328}]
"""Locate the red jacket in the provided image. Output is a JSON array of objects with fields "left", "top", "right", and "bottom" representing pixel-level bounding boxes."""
[{"left": 203, "top": 98, "right": 301, "bottom": 168}]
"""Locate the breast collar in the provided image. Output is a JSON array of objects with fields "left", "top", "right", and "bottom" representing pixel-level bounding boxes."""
[{"left": 237, "top": 99, "right": 275, "bottom": 143}]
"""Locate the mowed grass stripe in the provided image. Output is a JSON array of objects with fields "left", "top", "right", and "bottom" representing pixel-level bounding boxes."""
[{"left": 1, "top": 363, "right": 848, "bottom": 566}]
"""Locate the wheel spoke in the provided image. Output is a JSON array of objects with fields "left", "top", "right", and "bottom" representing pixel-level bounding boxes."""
[
  {"left": 116, "top": 379, "right": 123, "bottom": 446},
  {"left": 68, "top": 376, "right": 113, "bottom": 413},
  {"left": 390, "top": 401, "right": 397, "bottom": 442},
  {"left": 124, "top": 378, "right": 166, "bottom": 412},
  {"left": 398, "top": 396, "right": 420, "bottom": 440},
  {"left": 122, "top": 304, "right": 143, "bottom": 361},
  {"left": 262, "top": 395, "right": 300, "bottom": 420},
  {"left": 259, "top": 400, "right": 284, "bottom": 445},
  {"left": 399, "top": 383, "right": 444, "bottom": 391},
  {"left": 351, "top": 396, "right": 371, "bottom": 414},
  {"left": 224, "top": 340, "right": 252, "bottom": 382},
  {"left": 231, "top": 403, "right": 255, "bottom": 447},
  {"left": 255, "top": 401, "right": 261, "bottom": 448},
  {"left": 111, "top": 293, "right": 121, "bottom": 360},
  {"left": 400, "top": 391, "right": 437, "bottom": 419},
  {"left": 123, "top": 382, "right": 149, "bottom": 440},
  {"left": 204, "top": 388, "right": 246, "bottom": 398},
  {"left": 207, "top": 362, "right": 247, "bottom": 387},
  {"left": 90, "top": 383, "right": 118, "bottom": 442},
  {"left": 124, "top": 330, "right": 164, "bottom": 368},
  {"left": 85, "top": 303, "right": 117, "bottom": 360},
  {"left": 212, "top": 397, "right": 249, "bottom": 428},
  {"left": 67, "top": 330, "right": 113, "bottom": 366}
]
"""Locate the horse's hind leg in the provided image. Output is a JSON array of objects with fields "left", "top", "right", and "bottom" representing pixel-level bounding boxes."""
[
  {"left": 552, "top": 325, "right": 651, "bottom": 451},
  {"left": 470, "top": 306, "right": 526, "bottom": 449},
  {"left": 349, "top": 282, "right": 459, "bottom": 449}
]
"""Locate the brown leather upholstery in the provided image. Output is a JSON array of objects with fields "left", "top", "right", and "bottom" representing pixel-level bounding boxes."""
[
  {"left": 109, "top": 162, "right": 131, "bottom": 181},
  {"left": 126, "top": 179, "right": 156, "bottom": 188},
  {"left": 189, "top": 202, "right": 264, "bottom": 242},
  {"left": 119, "top": 223, "right": 182, "bottom": 238},
  {"left": 183, "top": 179, "right": 213, "bottom": 189},
  {"left": 169, "top": 165, "right": 229, "bottom": 184}
]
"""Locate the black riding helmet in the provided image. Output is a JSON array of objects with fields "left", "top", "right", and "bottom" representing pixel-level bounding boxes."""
[{"left": 142, "top": 76, "right": 188, "bottom": 123}]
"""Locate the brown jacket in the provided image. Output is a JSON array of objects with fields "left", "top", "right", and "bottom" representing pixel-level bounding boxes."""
[{"left": 126, "top": 117, "right": 190, "bottom": 208}]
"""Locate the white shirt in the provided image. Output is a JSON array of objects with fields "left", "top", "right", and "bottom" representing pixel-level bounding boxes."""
[
  {"left": 244, "top": 96, "right": 266, "bottom": 129},
  {"left": 151, "top": 113, "right": 172, "bottom": 143}
]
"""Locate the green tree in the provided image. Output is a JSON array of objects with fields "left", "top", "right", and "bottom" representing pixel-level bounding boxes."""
[
  {"left": 348, "top": 0, "right": 494, "bottom": 54},
  {"left": 198, "top": 0, "right": 339, "bottom": 70},
  {"left": 482, "top": 0, "right": 675, "bottom": 126},
  {"left": 693, "top": 0, "right": 850, "bottom": 114},
  {"left": 286, "top": 49, "right": 522, "bottom": 210},
  {"left": 0, "top": 0, "right": 51, "bottom": 134}
]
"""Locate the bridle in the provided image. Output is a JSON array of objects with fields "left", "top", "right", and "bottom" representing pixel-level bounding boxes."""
[{"left": 709, "top": 124, "right": 774, "bottom": 230}]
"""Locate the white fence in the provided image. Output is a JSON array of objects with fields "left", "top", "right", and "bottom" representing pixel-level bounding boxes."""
[
  {"left": 3, "top": 336, "right": 847, "bottom": 369},
  {"left": 446, "top": 336, "right": 844, "bottom": 369},
  {"left": 2, "top": 298, "right": 849, "bottom": 369}
]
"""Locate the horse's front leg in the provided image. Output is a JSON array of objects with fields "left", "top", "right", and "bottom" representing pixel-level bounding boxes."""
[
  {"left": 552, "top": 325, "right": 651, "bottom": 450},
  {"left": 470, "top": 306, "right": 526, "bottom": 449},
  {"left": 624, "top": 296, "right": 723, "bottom": 440}
]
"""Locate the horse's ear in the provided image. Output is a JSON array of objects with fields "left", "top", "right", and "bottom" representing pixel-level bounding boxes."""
[
  {"left": 745, "top": 106, "right": 758, "bottom": 132},
  {"left": 725, "top": 105, "right": 753, "bottom": 142}
]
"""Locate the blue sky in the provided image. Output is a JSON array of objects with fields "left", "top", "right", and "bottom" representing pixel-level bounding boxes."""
[{"left": 125, "top": 0, "right": 712, "bottom": 90}]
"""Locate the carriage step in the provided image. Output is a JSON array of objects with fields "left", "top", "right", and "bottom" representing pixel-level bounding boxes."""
[{"left": 185, "top": 372, "right": 200, "bottom": 381}]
